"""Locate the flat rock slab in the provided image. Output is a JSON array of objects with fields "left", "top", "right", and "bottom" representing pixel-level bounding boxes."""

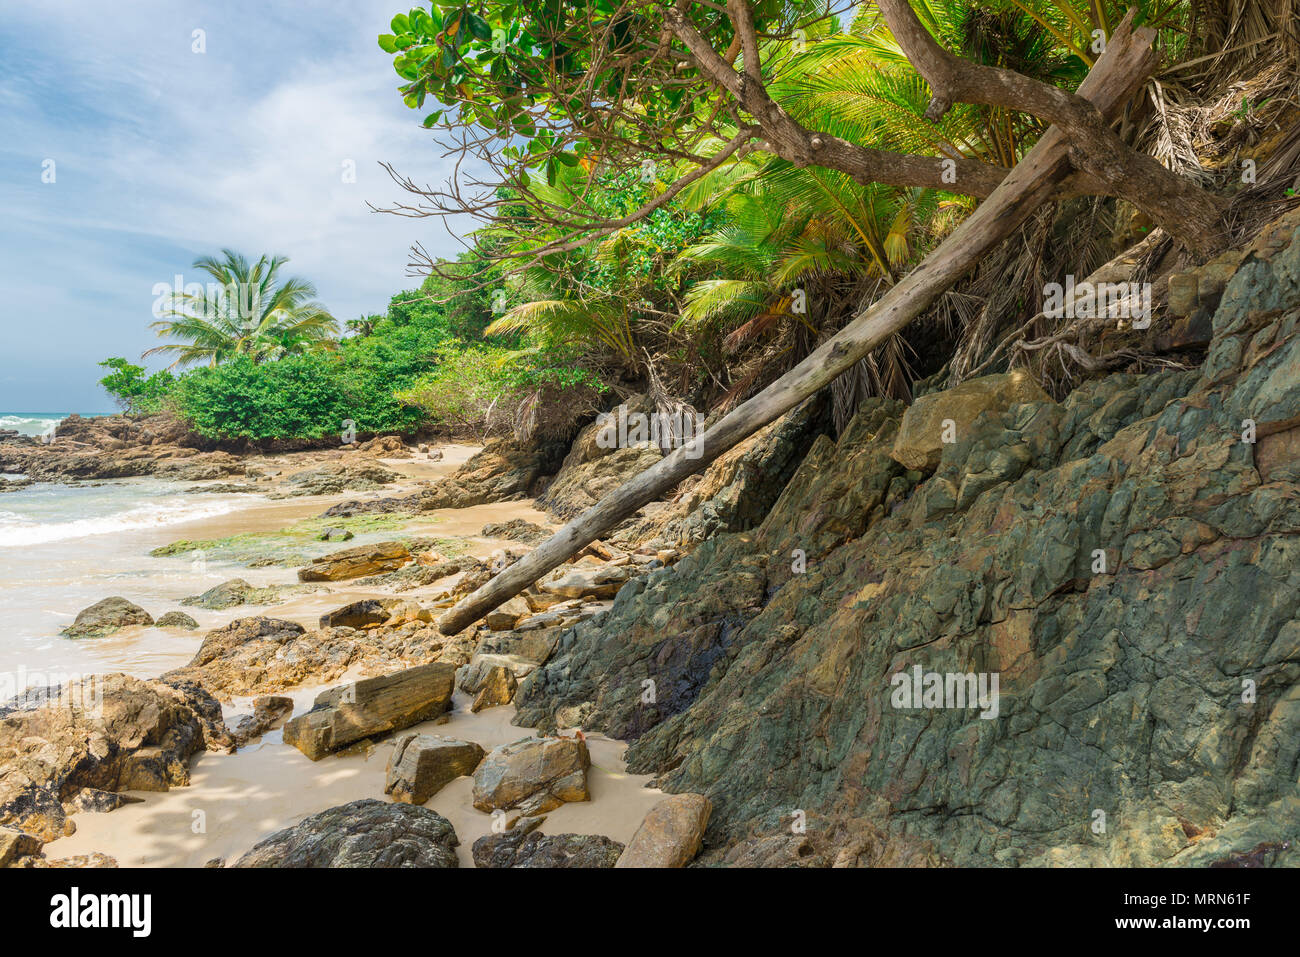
[
  {"left": 615, "top": 793, "right": 712, "bottom": 868},
  {"left": 233, "top": 799, "right": 459, "bottom": 867},
  {"left": 282, "top": 663, "right": 456, "bottom": 761},
  {"left": 298, "top": 542, "right": 412, "bottom": 582},
  {"left": 385, "top": 733, "right": 485, "bottom": 805},
  {"left": 472, "top": 829, "right": 624, "bottom": 868},
  {"left": 472, "top": 735, "right": 590, "bottom": 814}
]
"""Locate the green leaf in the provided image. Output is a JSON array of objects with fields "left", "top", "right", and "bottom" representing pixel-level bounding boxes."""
[
  {"left": 391, "top": 13, "right": 411, "bottom": 33},
  {"left": 377, "top": 33, "right": 400, "bottom": 53},
  {"left": 466, "top": 12, "right": 492, "bottom": 40},
  {"left": 422, "top": 109, "right": 444, "bottom": 128}
]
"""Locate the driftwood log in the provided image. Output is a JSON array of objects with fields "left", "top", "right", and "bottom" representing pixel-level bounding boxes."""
[{"left": 438, "top": 11, "right": 1158, "bottom": 636}]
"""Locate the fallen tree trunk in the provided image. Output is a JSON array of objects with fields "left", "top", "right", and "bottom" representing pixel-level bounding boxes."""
[{"left": 439, "top": 11, "right": 1158, "bottom": 636}]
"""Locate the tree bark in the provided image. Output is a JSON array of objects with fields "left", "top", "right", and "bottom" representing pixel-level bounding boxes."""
[
  {"left": 437, "top": 11, "right": 1162, "bottom": 636},
  {"left": 873, "top": 0, "right": 1226, "bottom": 253}
]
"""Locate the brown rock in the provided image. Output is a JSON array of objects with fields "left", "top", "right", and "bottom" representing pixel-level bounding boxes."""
[
  {"left": 890, "top": 371, "right": 1051, "bottom": 471},
  {"left": 385, "top": 733, "right": 485, "bottom": 804},
  {"left": 281, "top": 663, "right": 456, "bottom": 761},
  {"left": 615, "top": 793, "right": 712, "bottom": 868},
  {"left": 0, "top": 826, "right": 43, "bottom": 867},
  {"left": 471, "top": 736, "right": 590, "bottom": 814},
  {"left": 298, "top": 542, "right": 412, "bottom": 582},
  {"left": 470, "top": 666, "right": 518, "bottom": 713}
]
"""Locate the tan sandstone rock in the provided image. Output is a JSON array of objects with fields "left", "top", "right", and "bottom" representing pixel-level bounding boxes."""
[
  {"left": 615, "top": 793, "right": 712, "bottom": 868},
  {"left": 298, "top": 542, "right": 412, "bottom": 582},
  {"left": 471, "top": 735, "right": 590, "bottom": 814},
  {"left": 282, "top": 663, "right": 456, "bottom": 761}
]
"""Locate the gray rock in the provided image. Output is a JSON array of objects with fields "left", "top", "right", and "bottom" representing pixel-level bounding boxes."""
[
  {"left": 155, "top": 611, "right": 199, "bottom": 630},
  {"left": 61, "top": 597, "right": 154, "bottom": 639},
  {"left": 233, "top": 799, "right": 458, "bottom": 867},
  {"left": 472, "top": 829, "right": 624, "bottom": 868}
]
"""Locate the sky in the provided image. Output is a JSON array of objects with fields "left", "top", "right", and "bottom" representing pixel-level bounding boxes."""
[{"left": 0, "top": 0, "right": 466, "bottom": 413}]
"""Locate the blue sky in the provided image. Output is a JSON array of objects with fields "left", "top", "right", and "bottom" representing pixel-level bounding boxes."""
[{"left": 0, "top": 0, "right": 465, "bottom": 412}]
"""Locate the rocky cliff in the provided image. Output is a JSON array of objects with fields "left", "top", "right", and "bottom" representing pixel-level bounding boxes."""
[{"left": 514, "top": 208, "right": 1300, "bottom": 867}]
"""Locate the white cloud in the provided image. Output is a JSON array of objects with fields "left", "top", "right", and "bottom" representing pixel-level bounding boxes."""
[{"left": 0, "top": 0, "right": 471, "bottom": 410}]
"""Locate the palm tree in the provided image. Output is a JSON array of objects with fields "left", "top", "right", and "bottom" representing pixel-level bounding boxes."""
[{"left": 145, "top": 249, "right": 338, "bottom": 367}]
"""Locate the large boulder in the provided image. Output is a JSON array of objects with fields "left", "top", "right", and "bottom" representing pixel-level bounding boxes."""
[
  {"left": 233, "top": 799, "right": 458, "bottom": 867},
  {"left": 890, "top": 369, "right": 1051, "bottom": 471},
  {"left": 472, "top": 828, "right": 624, "bottom": 868},
  {"left": 282, "top": 663, "right": 456, "bottom": 761},
  {"left": 297, "top": 542, "right": 412, "bottom": 582},
  {"left": 471, "top": 735, "right": 590, "bottom": 815},
  {"left": 0, "top": 674, "right": 229, "bottom": 840},
  {"left": 61, "top": 598, "right": 153, "bottom": 639},
  {"left": 385, "top": 733, "right": 485, "bottom": 805},
  {"left": 615, "top": 794, "right": 711, "bottom": 868}
]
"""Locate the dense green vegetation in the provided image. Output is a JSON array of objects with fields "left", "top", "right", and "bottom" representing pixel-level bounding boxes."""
[{"left": 101, "top": 2, "right": 1282, "bottom": 440}]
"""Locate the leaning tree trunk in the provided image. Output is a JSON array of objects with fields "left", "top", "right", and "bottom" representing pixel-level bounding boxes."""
[{"left": 439, "top": 11, "right": 1160, "bottom": 635}]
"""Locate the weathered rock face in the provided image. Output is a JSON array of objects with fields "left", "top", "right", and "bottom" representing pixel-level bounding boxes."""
[
  {"left": 471, "top": 736, "right": 590, "bottom": 814},
  {"left": 0, "top": 826, "right": 44, "bottom": 867},
  {"left": 890, "top": 369, "right": 1051, "bottom": 471},
  {"left": 267, "top": 462, "right": 401, "bottom": 498},
  {"left": 538, "top": 563, "right": 631, "bottom": 600},
  {"left": 537, "top": 397, "right": 664, "bottom": 521},
  {"left": 181, "top": 578, "right": 308, "bottom": 610},
  {"left": 233, "top": 799, "right": 459, "bottom": 867},
  {"left": 472, "top": 828, "right": 624, "bottom": 868},
  {"left": 297, "top": 542, "right": 412, "bottom": 582},
  {"left": 385, "top": 733, "right": 485, "bottom": 804},
  {"left": 163, "top": 617, "right": 457, "bottom": 700},
  {"left": 612, "top": 392, "right": 833, "bottom": 549},
  {"left": 515, "top": 209, "right": 1300, "bottom": 868},
  {"left": 61, "top": 597, "right": 154, "bottom": 639},
  {"left": 616, "top": 794, "right": 711, "bottom": 868},
  {"left": 481, "top": 519, "right": 551, "bottom": 545},
  {"left": 0, "top": 674, "right": 229, "bottom": 841},
  {"left": 282, "top": 663, "right": 456, "bottom": 761},
  {"left": 470, "top": 666, "right": 518, "bottom": 712},
  {"left": 322, "top": 434, "right": 568, "bottom": 517}
]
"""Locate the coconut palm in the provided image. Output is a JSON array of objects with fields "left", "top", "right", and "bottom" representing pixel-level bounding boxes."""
[{"left": 145, "top": 249, "right": 338, "bottom": 367}]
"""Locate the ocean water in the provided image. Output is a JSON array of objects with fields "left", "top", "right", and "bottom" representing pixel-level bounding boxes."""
[
  {"left": 0, "top": 474, "right": 279, "bottom": 693},
  {"left": 0, "top": 413, "right": 65, "bottom": 440}
]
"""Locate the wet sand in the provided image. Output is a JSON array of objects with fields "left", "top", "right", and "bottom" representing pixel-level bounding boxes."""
[{"left": 48, "top": 692, "right": 662, "bottom": 868}]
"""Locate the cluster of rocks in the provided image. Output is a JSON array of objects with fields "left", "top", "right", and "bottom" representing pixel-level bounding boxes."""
[
  {"left": 508, "top": 206, "right": 1300, "bottom": 867},
  {"left": 60, "top": 597, "right": 199, "bottom": 638}
]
